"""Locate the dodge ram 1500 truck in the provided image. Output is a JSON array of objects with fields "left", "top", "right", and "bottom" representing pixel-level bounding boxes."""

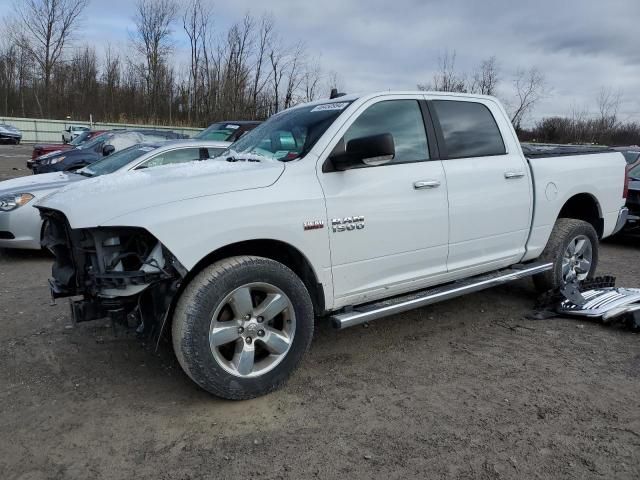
[{"left": 36, "top": 91, "right": 629, "bottom": 399}]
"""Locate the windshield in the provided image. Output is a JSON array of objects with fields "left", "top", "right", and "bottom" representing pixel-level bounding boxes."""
[
  {"left": 629, "top": 164, "right": 640, "bottom": 180},
  {"left": 78, "top": 132, "right": 112, "bottom": 150},
  {"left": 70, "top": 131, "right": 92, "bottom": 146},
  {"left": 81, "top": 144, "right": 157, "bottom": 176},
  {"left": 622, "top": 151, "right": 640, "bottom": 165},
  {"left": 195, "top": 123, "right": 241, "bottom": 141},
  {"left": 225, "top": 102, "right": 353, "bottom": 161}
]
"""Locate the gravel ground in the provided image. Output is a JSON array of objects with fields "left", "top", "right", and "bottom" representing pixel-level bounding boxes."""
[{"left": 1, "top": 144, "right": 638, "bottom": 480}]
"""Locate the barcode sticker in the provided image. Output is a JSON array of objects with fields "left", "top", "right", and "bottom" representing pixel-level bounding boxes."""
[{"left": 310, "top": 102, "right": 349, "bottom": 112}]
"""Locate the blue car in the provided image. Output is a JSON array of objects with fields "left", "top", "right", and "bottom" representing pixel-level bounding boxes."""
[
  {"left": 31, "top": 129, "right": 189, "bottom": 174},
  {"left": 0, "top": 124, "right": 22, "bottom": 144}
]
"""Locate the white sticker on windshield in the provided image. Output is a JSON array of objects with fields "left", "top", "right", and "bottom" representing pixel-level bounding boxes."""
[
  {"left": 225, "top": 124, "right": 240, "bottom": 130},
  {"left": 310, "top": 102, "right": 349, "bottom": 112}
]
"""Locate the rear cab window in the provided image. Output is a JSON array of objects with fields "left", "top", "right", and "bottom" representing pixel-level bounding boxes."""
[{"left": 432, "top": 100, "right": 506, "bottom": 159}]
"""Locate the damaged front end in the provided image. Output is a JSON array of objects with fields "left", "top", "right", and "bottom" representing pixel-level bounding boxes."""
[{"left": 40, "top": 208, "right": 185, "bottom": 340}]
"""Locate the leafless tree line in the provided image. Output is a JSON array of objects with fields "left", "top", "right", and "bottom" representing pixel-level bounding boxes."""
[
  {"left": 521, "top": 87, "right": 639, "bottom": 146},
  {"left": 1, "top": 1, "right": 636, "bottom": 145},
  {"left": 418, "top": 50, "right": 548, "bottom": 129},
  {"left": 0, "top": 0, "right": 328, "bottom": 125},
  {"left": 419, "top": 51, "right": 638, "bottom": 145}
]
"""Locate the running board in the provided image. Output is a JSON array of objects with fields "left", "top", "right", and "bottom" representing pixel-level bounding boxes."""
[{"left": 331, "top": 262, "right": 553, "bottom": 329}]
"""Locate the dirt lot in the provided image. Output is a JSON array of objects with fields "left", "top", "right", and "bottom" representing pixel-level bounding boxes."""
[{"left": 0, "top": 144, "right": 638, "bottom": 480}]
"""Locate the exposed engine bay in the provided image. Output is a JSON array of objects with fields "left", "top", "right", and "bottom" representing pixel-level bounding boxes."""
[{"left": 39, "top": 208, "right": 185, "bottom": 339}]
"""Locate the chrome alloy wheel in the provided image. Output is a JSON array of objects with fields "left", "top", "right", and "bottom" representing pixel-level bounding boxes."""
[
  {"left": 209, "top": 283, "right": 296, "bottom": 378},
  {"left": 562, "top": 234, "right": 593, "bottom": 283}
]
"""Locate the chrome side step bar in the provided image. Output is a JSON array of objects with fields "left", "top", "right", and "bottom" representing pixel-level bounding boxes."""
[{"left": 331, "top": 262, "right": 553, "bottom": 329}]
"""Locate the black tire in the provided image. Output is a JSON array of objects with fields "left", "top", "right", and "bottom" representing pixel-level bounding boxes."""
[
  {"left": 533, "top": 218, "right": 599, "bottom": 292},
  {"left": 172, "top": 255, "right": 314, "bottom": 400}
]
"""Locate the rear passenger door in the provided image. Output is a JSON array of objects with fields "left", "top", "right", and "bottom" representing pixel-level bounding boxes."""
[{"left": 429, "top": 98, "right": 533, "bottom": 273}]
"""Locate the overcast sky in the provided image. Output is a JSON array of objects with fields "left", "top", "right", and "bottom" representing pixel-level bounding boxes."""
[{"left": 3, "top": 0, "right": 639, "bottom": 124}]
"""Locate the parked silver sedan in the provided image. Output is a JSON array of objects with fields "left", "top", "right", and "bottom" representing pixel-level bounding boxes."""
[{"left": 0, "top": 140, "right": 231, "bottom": 249}]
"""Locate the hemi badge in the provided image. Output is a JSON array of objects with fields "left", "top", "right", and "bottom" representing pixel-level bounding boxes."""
[{"left": 303, "top": 220, "right": 325, "bottom": 231}]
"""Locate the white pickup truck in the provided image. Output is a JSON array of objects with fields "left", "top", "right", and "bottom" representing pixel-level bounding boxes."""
[{"left": 37, "top": 91, "right": 629, "bottom": 399}]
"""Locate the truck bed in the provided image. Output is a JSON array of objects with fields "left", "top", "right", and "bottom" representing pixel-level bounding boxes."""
[{"left": 521, "top": 143, "right": 613, "bottom": 158}]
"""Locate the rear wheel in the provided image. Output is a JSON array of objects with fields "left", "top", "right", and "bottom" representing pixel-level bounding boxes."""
[
  {"left": 533, "top": 218, "right": 599, "bottom": 292},
  {"left": 172, "top": 256, "right": 314, "bottom": 400}
]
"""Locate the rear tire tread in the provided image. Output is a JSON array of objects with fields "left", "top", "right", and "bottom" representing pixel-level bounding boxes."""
[{"left": 533, "top": 218, "right": 599, "bottom": 292}]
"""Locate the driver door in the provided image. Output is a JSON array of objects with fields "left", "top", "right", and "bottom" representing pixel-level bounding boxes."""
[{"left": 318, "top": 97, "right": 449, "bottom": 306}]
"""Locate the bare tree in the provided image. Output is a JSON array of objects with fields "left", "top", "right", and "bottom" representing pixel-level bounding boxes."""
[
  {"left": 302, "top": 60, "right": 322, "bottom": 102},
  {"left": 102, "top": 45, "right": 121, "bottom": 117},
  {"left": 182, "top": 0, "right": 210, "bottom": 123},
  {"left": 250, "top": 15, "right": 274, "bottom": 116},
  {"left": 510, "top": 67, "right": 546, "bottom": 129},
  {"left": 131, "top": 0, "right": 178, "bottom": 120},
  {"left": 469, "top": 56, "right": 499, "bottom": 96},
  {"left": 596, "top": 86, "right": 622, "bottom": 130},
  {"left": 8, "top": 0, "right": 89, "bottom": 116},
  {"left": 283, "top": 42, "right": 305, "bottom": 109},
  {"left": 269, "top": 52, "right": 284, "bottom": 113},
  {"left": 326, "top": 70, "right": 342, "bottom": 94},
  {"left": 418, "top": 50, "right": 467, "bottom": 93}
]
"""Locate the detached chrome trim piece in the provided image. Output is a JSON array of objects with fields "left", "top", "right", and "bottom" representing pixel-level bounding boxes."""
[
  {"left": 331, "top": 262, "right": 553, "bottom": 329},
  {"left": 559, "top": 287, "right": 640, "bottom": 320},
  {"left": 611, "top": 207, "right": 629, "bottom": 235}
]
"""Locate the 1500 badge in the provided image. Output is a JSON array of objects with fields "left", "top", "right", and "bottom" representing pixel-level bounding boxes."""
[{"left": 332, "top": 216, "right": 365, "bottom": 232}]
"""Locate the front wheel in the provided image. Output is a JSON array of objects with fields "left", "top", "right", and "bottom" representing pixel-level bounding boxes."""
[
  {"left": 533, "top": 218, "right": 599, "bottom": 292},
  {"left": 172, "top": 256, "right": 314, "bottom": 400}
]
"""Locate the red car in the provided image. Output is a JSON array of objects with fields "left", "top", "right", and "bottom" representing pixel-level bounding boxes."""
[{"left": 30, "top": 130, "right": 106, "bottom": 163}]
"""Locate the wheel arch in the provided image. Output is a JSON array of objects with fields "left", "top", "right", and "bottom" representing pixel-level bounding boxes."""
[
  {"left": 557, "top": 192, "right": 604, "bottom": 238},
  {"left": 180, "top": 239, "right": 325, "bottom": 316}
]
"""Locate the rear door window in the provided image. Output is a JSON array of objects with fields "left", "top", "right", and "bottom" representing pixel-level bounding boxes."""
[{"left": 432, "top": 100, "right": 506, "bottom": 159}]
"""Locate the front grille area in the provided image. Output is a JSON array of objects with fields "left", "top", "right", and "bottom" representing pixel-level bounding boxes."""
[{"left": 0, "top": 231, "right": 15, "bottom": 239}]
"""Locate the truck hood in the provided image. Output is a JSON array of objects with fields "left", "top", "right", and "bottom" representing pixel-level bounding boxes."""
[
  {"left": 0, "top": 171, "right": 84, "bottom": 196},
  {"left": 36, "top": 159, "right": 285, "bottom": 228}
]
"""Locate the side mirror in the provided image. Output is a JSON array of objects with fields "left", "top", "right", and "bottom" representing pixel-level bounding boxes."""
[
  {"left": 102, "top": 144, "right": 115, "bottom": 156},
  {"left": 328, "top": 133, "right": 395, "bottom": 171}
]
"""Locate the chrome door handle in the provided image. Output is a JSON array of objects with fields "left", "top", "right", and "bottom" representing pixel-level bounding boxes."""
[
  {"left": 504, "top": 171, "right": 525, "bottom": 179},
  {"left": 414, "top": 180, "right": 441, "bottom": 189}
]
